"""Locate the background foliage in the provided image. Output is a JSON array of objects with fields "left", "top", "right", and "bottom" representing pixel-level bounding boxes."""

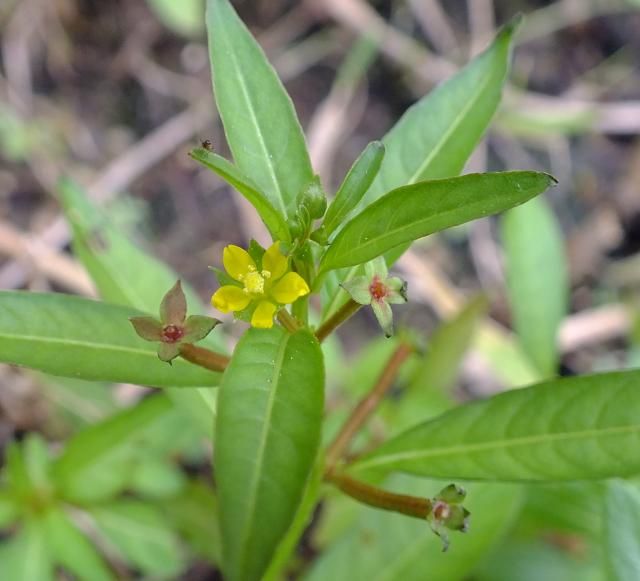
[{"left": 1, "top": 0, "right": 640, "bottom": 579}]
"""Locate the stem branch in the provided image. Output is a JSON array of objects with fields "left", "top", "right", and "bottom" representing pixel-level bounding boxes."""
[
  {"left": 315, "top": 298, "right": 361, "bottom": 343},
  {"left": 325, "top": 341, "right": 413, "bottom": 472},
  {"left": 326, "top": 472, "right": 431, "bottom": 520},
  {"left": 179, "top": 343, "right": 229, "bottom": 372}
]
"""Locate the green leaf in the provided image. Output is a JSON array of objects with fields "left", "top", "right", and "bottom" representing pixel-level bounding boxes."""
[
  {"left": 474, "top": 323, "right": 541, "bottom": 387},
  {"left": 52, "top": 394, "right": 172, "bottom": 501},
  {"left": 319, "top": 141, "right": 385, "bottom": 240},
  {"left": 365, "top": 18, "right": 520, "bottom": 204},
  {"left": 604, "top": 480, "right": 640, "bottom": 580},
  {"left": 5, "top": 434, "right": 52, "bottom": 499},
  {"left": 42, "top": 508, "right": 114, "bottom": 581},
  {"left": 0, "top": 518, "right": 55, "bottom": 581},
  {"left": 215, "top": 327, "right": 324, "bottom": 581},
  {"left": 90, "top": 500, "right": 184, "bottom": 577},
  {"left": 0, "top": 491, "right": 19, "bottom": 528},
  {"left": 190, "top": 148, "right": 290, "bottom": 242},
  {"left": 306, "top": 476, "right": 521, "bottom": 580},
  {"left": 474, "top": 539, "right": 604, "bottom": 581},
  {"left": 263, "top": 454, "right": 324, "bottom": 580},
  {"left": 0, "top": 291, "right": 219, "bottom": 387},
  {"left": 206, "top": 0, "right": 313, "bottom": 221},
  {"left": 321, "top": 18, "right": 520, "bottom": 314},
  {"left": 146, "top": 0, "right": 204, "bottom": 37},
  {"left": 129, "top": 458, "right": 186, "bottom": 499},
  {"left": 320, "top": 172, "right": 557, "bottom": 272},
  {"left": 501, "top": 196, "right": 568, "bottom": 376},
  {"left": 353, "top": 370, "right": 640, "bottom": 481}
]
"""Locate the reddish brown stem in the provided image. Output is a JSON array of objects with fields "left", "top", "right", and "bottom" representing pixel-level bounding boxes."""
[
  {"left": 179, "top": 343, "right": 229, "bottom": 372},
  {"left": 326, "top": 471, "right": 431, "bottom": 520},
  {"left": 325, "top": 341, "right": 413, "bottom": 473},
  {"left": 315, "top": 298, "right": 361, "bottom": 343}
]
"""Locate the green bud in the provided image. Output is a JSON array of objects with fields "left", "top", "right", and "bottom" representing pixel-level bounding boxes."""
[
  {"left": 298, "top": 175, "right": 327, "bottom": 220},
  {"left": 437, "top": 483, "right": 467, "bottom": 504}
]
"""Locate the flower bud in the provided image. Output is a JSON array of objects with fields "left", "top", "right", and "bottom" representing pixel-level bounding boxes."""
[{"left": 298, "top": 176, "right": 327, "bottom": 220}]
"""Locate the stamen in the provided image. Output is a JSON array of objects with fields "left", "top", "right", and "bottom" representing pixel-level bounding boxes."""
[
  {"left": 261, "top": 269, "right": 272, "bottom": 279},
  {"left": 244, "top": 270, "right": 265, "bottom": 295}
]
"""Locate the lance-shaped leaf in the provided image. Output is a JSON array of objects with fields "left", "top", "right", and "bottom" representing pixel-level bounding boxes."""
[
  {"left": 502, "top": 196, "right": 568, "bottom": 377},
  {"left": 353, "top": 370, "right": 640, "bottom": 481},
  {"left": 317, "top": 141, "right": 386, "bottom": 241},
  {"left": 42, "top": 508, "right": 114, "bottom": 581},
  {"left": 321, "top": 18, "right": 520, "bottom": 316},
  {"left": 207, "top": 0, "right": 314, "bottom": 220},
  {"left": 89, "top": 501, "right": 184, "bottom": 577},
  {"left": 0, "top": 292, "right": 219, "bottom": 388},
  {"left": 215, "top": 327, "right": 324, "bottom": 581},
  {"left": 604, "top": 479, "right": 640, "bottom": 580},
  {"left": 320, "top": 171, "right": 556, "bottom": 273},
  {"left": 0, "top": 517, "right": 54, "bottom": 581},
  {"left": 189, "top": 148, "right": 290, "bottom": 242}
]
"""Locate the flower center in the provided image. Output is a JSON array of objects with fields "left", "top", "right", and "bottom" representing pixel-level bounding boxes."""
[
  {"left": 243, "top": 266, "right": 271, "bottom": 295},
  {"left": 369, "top": 276, "right": 388, "bottom": 301},
  {"left": 162, "top": 324, "right": 184, "bottom": 343}
]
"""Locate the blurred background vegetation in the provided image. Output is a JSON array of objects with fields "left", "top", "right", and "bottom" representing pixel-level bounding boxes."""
[{"left": 1, "top": 0, "right": 640, "bottom": 579}]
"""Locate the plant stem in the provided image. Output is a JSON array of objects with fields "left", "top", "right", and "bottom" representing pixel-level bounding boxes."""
[
  {"left": 277, "top": 308, "right": 302, "bottom": 333},
  {"left": 325, "top": 341, "right": 413, "bottom": 473},
  {"left": 292, "top": 295, "right": 309, "bottom": 326},
  {"left": 315, "top": 298, "right": 361, "bottom": 343},
  {"left": 179, "top": 343, "right": 229, "bottom": 372},
  {"left": 326, "top": 472, "right": 431, "bottom": 520}
]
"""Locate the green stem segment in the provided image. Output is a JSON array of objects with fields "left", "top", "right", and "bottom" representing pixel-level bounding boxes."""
[
  {"left": 325, "top": 341, "right": 413, "bottom": 472},
  {"left": 277, "top": 308, "right": 303, "bottom": 333},
  {"left": 327, "top": 472, "right": 431, "bottom": 520},
  {"left": 315, "top": 298, "right": 362, "bottom": 343},
  {"left": 179, "top": 343, "right": 229, "bottom": 372}
]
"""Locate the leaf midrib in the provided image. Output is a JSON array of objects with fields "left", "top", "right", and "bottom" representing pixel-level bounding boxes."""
[
  {"left": 237, "top": 332, "right": 291, "bottom": 576},
  {"left": 326, "top": 188, "right": 521, "bottom": 269},
  {"left": 405, "top": 68, "right": 497, "bottom": 186},
  {"left": 0, "top": 331, "right": 167, "bottom": 360},
  {"left": 217, "top": 20, "right": 287, "bottom": 217},
  {"left": 356, "top": 422, "right": 640, "bottom": 471}
]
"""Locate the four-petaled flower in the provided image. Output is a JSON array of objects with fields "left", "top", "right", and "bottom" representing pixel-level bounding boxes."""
[
  {"left": 129, "top": 280, "right": 220, "bottom": 363},
  {"left": 212, "top": 242, "right": 310, "bottom": 329},
  {"left": 341, "top": 257, "right": 407, "bottom": 337}
]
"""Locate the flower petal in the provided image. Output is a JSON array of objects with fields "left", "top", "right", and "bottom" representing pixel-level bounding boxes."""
[
  {"left": 212, "top": 285, "right": 251, "bottom": 312},
  {"left": 386, "top": 277, "right": 408, "bottom": 304},
  {"left": 364, "top": 256, "right": 388, "bottom": 280},
  {"left": 129, "top": 316, "right": 163, "bottom": 341},
  {"left": 223, "top": 245, "right": 255, "bottom": 282},
  {"left": 183, "top": 315, "right": 220, "bottom": 342},
  {"left": 262, "top": 241, "right": 288, "bottom": 280},
  {"left": 157, "top": 342, "right": 180, "bottom": 363},
  {"left": 251, "top": 300, "right": 277, "bottom": 328},
  {"left": 371, "top": 300, "right": 394, "bottom": 338},
  {"left": 160, "top": 280, "right": 187, "bottom": 324},
  {"left": 341, "top": 276, "right": 372, "bottom": 305},
  {"left": 271, "top": 272, "right": 310, "bottom": 304}
]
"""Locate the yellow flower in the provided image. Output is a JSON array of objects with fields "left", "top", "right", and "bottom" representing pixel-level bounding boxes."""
[{"left": 212, "top": 242, "right": 310, "bottom": 328}]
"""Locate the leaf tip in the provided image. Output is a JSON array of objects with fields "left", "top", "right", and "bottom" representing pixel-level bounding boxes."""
[{"left": 501, "top": 13, "right": 524, "bottom": 39}]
